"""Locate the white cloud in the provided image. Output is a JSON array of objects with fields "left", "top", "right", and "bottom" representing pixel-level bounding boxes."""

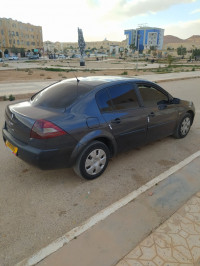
[
  {"left": 102, "top": 0, "right": 197, "bottom": 20},
  {"left": 164, "top": 19, "right": 200, "bottom": 38}
]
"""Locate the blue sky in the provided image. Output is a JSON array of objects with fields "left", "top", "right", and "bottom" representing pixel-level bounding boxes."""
[{"left": 0, "top": 0, "right": 200, "bottom": 42}]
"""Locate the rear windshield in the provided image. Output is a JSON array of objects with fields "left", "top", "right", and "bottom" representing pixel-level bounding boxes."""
[{"left": 31, "top": 81, "right": 92, "bottom": 108}]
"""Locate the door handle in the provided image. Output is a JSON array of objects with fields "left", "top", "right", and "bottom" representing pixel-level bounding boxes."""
[
  {"left": 148, "top": 112, "right": 155, "bottom": 117},
  {"left": 111, "top": 118, "right": 121, "bottom": 124}
]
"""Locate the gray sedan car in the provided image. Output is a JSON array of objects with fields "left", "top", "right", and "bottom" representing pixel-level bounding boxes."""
[{"left": 2, "top": 76, "right": 195, "bottom": 179}]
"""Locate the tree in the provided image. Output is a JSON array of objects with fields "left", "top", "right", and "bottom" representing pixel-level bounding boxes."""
[
  {"left": 63, "top": 47, "right": 68, "bottom": 55},
  {"left": 177, "top": 45, "right": 187, "bottom": 56},
  {"left": 19, "top": 48, "right": 25, "bottom": 57},
  {"left": 167, "top": 55, "right": 174, "bottom": 66},
  {"left": 129, "top": 43, "right": 136, "bottom": 53},
  {"left": 192, "top": 48, "right": 200, "bottom": 58},
  {"left": 11, "top": 46, "right": 20, "bottom": 54},
  {"left": 54, "top": 48, "right": 58, "bottom": 54},
  {"left": 150, "top": 46, "right": 156, "bottom": 51}
]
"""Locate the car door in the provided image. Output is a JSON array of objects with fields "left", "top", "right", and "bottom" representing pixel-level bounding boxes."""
[
  {"left": 96, "top": 83, "right": 147, "bottom": 152},
  {"left": 137, "top": 83, "right": 178, "bottom": 143}
]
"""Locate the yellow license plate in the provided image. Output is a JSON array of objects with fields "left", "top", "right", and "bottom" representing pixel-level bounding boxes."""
[{"left": 5, "top": 140, "right": 18, "bottom": 155}]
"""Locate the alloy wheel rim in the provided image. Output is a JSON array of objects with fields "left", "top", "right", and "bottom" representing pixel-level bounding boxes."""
[
  {"left": 85, "top": 149, "right": 106, "bottom": 175},
  {"left": 181, "top": 117, "right": 191, "bottom": 136}
]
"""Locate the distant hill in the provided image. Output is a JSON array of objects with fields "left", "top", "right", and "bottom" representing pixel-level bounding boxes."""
[
  {"left": 163, "top": 35, "right": 200, "bottom": 49},
  {"left": 164, "top": 35, "right": 184, "bottom": 45},
  {"left": 185, "top": 35, "right": 200, "bottom": 44}
]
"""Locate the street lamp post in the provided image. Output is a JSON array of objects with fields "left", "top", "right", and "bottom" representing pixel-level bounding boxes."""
[{"left": 136, "top": 34, "right": 140, "bottom": 71}]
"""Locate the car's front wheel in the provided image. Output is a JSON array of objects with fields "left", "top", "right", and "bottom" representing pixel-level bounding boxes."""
[
  {"left": 73, "top": 141, "right": 110, "bottom": 180},
  {"left": 173, "top": 113, "right": 192, "bottom": 139}
]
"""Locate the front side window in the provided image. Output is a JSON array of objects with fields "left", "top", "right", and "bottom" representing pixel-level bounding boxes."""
[
  {"left": 138, "top": 84, "right": 168, "bottom": 107},
  {"left": 107, "top": 83, "right": 139, "bottom": 111}
]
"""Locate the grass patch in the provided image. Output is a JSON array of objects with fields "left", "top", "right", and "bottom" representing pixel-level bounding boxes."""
[{"left": 120, "top": 71, "right": 128, "bottom": 75}]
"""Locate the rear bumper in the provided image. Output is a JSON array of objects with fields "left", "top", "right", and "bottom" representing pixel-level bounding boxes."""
[{"left": 2, "top": 128, "right": 77, "bottom": 170}]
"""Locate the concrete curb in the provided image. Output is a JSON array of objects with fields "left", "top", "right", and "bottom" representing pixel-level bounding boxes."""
[{"left": 1, "top": 75, "right": 200, "bottom": 101}]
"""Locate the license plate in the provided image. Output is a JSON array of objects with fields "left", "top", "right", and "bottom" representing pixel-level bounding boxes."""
[{"left": 5, "top": 140, "right": 18, "bottom": 155}]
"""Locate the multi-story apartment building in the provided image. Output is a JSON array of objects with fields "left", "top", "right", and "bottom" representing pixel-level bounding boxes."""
[
  {"left": 124, "top": 26, "right": 164, "bottom": 52},
  {"left": 0, "top": 17, "right": 43, "bottom": 57}
]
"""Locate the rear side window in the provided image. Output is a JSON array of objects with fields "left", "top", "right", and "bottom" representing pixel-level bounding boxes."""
[
  {"left": 31, "top": 81, "right": 92, "bottom": 109},
  {"left": 96, "top": 89, "right": 113, "bottom": 112},
  {"left": 138, "top": 84, "right": 169, "bottom": 107},
  {"left": 107, "top": 83, "right": 139, "bottom": 110}
]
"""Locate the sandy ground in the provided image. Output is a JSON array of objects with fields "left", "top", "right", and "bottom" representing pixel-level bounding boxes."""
[
  {"left": 0, "top": 79, "right": 200, "bottom": 265},
  {"left": 0, "top": 68, "right": 152, "bottom": 83}
]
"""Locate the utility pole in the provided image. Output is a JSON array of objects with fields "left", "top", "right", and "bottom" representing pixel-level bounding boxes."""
[{"left": 136, "top": 34, "right": 140, "bottom": 71}]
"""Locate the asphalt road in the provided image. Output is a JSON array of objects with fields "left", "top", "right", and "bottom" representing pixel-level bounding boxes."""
[{"left": 0, "top": 79, "right": 200, "bottom": 266}]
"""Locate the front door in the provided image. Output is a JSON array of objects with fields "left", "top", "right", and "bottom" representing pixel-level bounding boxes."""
[{"left": 137, "top": 83, "right": 178, "bottom": 143}]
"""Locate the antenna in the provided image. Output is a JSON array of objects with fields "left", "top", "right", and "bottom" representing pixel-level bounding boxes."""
[{"left": 66, "top": 60, "right": 80, "bottom": 83}]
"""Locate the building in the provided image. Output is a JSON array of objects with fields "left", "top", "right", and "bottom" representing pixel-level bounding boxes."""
[
  {"left": 0, "top": 18, "right": 43, "bottom": 57},
  {"left": 124, "top": 27, "right": 164, "bottom": 52},
  {"left": 43, "top": 40, "right": 127, "bottom": 55}
]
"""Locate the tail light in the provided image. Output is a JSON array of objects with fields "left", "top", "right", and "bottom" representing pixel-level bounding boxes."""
[{"left": 30, "top": 119, "right": 66, "bottom": 139}]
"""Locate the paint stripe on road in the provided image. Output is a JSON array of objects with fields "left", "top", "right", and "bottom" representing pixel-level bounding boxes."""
[{"left": 16, "top": 150, "right": 200, "bottom": 266}]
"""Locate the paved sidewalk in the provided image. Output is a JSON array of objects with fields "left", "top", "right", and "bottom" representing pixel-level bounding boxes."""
[{"left": 117, "top": 192, "right": 200, "bottom": 265}]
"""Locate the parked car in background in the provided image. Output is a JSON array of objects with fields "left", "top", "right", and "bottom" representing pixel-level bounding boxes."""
[
  {"left": 58, "top": 54, "right": 66, "bottom": 59},
  {"left": 2, "top": 76, "right": 195, "bottom": 180},
  {"left": 9, "top": 56, "right": 19, "bottom": 60},
  {"left": 0, "top": 58, "right": 4, "bottom": 62},
  {"left": 28, "top": 54, "right": 39, "bottom": 59}
]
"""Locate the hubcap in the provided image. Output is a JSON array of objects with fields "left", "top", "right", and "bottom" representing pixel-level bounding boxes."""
[
  {"left": 181, "top": 117, "right": 191, "bottom": 136},
  {"left": 85, "top": 149, "right": 106, "bottom": 175}
]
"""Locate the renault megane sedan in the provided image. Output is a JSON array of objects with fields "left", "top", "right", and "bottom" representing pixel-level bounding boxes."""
[{"left": 2, "top": 76, "right": 195, "bottom": 179}]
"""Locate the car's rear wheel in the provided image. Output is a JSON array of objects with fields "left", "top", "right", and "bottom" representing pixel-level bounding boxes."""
[
  {"left": 73, "top": 141, "right": 110, "bottom": 180},
  {"left": 173, "top": 113, "right": 192, "bottom": 139}
]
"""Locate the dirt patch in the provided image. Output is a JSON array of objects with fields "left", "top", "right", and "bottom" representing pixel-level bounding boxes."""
[{"left": 0, "top": 68, "right": 152, "bottom": 83}]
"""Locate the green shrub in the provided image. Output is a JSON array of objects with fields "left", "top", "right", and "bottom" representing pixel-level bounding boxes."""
[
  {"left": 9, "top": 94, "right": 15, "bottom": 101},
  {"left": 121, "top": 71, "right": 128, "bottom": 75}
]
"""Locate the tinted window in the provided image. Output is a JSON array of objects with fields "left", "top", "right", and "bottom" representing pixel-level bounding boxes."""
[
  {"left": 107, "top": 83, "right": 139, "bottom": 110},
  {"left": 31, "top": 81, "right": 92, "bottom": 108},
  {"left": 96, "top": 89, "right": 113, "bottom": 112},
  {"left": 138, "top": 85, "right": 168, "bottom": 107}
]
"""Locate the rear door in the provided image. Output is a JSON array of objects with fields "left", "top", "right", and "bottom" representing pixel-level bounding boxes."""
[
  {"left": 137, "top": 83, "right": 178, "bottom": 143},
  {"left": 96, "top": 83, "right": 147, "bottom": 152}
]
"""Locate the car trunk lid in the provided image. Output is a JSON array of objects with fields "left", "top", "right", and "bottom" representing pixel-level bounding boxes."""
[{"left": 5, "top": 101, "right": 65, "bottom": 144}]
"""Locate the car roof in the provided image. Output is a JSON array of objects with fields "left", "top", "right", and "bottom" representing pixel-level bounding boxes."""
[{"left": 60, "top": 76, "right": 149, "bottom": 89}]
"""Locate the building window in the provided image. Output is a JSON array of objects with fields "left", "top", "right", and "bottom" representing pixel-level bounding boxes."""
[
  {"left": 16, "top": 32, "right": 19, "bottom": 36},
  {"left": 1, "top": 29, "right": 4, "bottom": 35},
  {"left": 9, "top": 39, "right": 12, "bottom": 44},
  {"left": 31, "top": 42, "right": 35, "bottom": 45},
  {"left": 27, "top": 41, "right": 30, "bottom": 46},
  {"left": 17, "top": 40, "right": 20, "bottom": 45},
  {"left": 12, "top": 31, "right": 15, "bottom": 36}
]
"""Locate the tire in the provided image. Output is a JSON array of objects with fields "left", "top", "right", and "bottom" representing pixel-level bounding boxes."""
[
  {"left": 173, "top": 113, "right": 192, "bottom": 139},
  {"left": 73, "top": 141, "right": 110, "bottom": 180}
]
